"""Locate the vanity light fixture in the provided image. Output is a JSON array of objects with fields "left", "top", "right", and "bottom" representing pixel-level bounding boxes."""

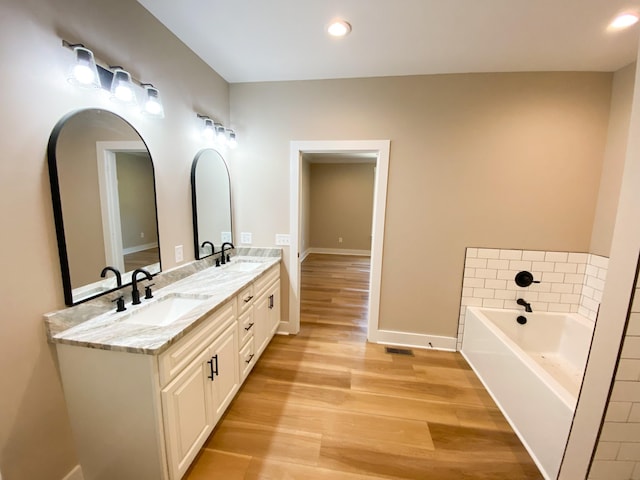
[
  {"left": 609, "top": 12, "right": 639, "bottom": 30},
  {"left": 110, "top": 67, "right": 137, "bottom": 104},
  {"left": 64, "top": 42, "right": 100, "bottom": 88},
  {"left": 197, "top": 114, "right": 215, "bottom": 139},
  {"left": 61, "top": 39, "right": 164, "bottom": 118},
  {"left": 141, "top": 84, "right": 164, "bottom": 117},
  {"left": 227, "top": 129, "right": 238, "bottom": 149},
  {"left": 214, "top": 123, "right": 227, "bottom": 144},
  {"left": 327, "top": 19, "right": 352, "bottom": 37}
]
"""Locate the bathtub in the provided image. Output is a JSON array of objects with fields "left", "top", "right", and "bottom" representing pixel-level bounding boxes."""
[{"left": 461, "top": 307, "right": 594, "bottom": 480}]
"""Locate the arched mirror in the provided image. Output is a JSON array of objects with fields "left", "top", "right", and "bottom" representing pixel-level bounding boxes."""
[
  {"left": 48, "top": 109, "right": 161, "bottom": 305},
  {"left": 191, "top": 148, "right": 232, "bottom": 259}
]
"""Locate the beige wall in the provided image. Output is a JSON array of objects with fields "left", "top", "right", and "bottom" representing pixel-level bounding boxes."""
[
  {"left": 230, "top": 72, "right": 612, "bottom": 337},
  {"left": 590, "top": 63, "right": 637, "bottom": 256},
  {"left": 0, "top": 0, "right": 229, "bottom": 477},
  {"left": 309, "top": 162, "right": 374, "bottom": 251}
]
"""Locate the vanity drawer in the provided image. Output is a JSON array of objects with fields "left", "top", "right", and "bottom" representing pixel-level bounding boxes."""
[
  {"left": 254, "top": 265, "right": 279, "bottom": 298},
  {"left": 238, "top": 306, "right": 255, "bottom": 346},
  {"left": 239, "top": 337, "right": 255, "bottom": 381},
  {"left": 237, "top": 284, "right": 254, "bottom": 314},
  {"left": 158, "top": 300, "right": 236, "bottom": 387}
]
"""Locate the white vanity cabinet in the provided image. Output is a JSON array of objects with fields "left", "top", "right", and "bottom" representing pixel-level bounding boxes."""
[
  {"left": 56, "top": 299, "right": 239, "bottom": 480},
  {"left": 53, "top": 261, "right": 280, "bottom": 480},
  {"left": 160, "top": 308, "right": 239, "bottom": 480}
]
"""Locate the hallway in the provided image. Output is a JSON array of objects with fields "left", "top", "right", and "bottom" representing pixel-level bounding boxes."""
[{"left": 186, "top": 254, "right": 541, "bottom": 479}]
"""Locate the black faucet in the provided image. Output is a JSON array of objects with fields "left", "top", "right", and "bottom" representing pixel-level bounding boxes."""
[
  {"left": 131, "top": 268, "right": 153, "bottom": 305},
  {"left": 201, "top": 241, "right": 215, "bottom": 257},
  {"left": 100, "top": 266, "right": 122, "bottom": 287},
  {"left": 220, "top": 242, "right": 235, "bottom": 265},
  {"left": 517, "top": 298, "right": 533, "bottom": 313}
]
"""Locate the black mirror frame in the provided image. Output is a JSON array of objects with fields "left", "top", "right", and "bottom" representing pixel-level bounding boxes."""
[
  {"left": 190, "top": 148, "right": 233, "bottom": 260},
  {"left": 47, "top": 108, "right": 162, "bottom": 306}
]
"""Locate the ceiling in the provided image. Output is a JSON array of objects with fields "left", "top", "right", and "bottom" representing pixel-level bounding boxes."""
[{"left": 137, "top": 0, "right": 640, "bottom": 83}]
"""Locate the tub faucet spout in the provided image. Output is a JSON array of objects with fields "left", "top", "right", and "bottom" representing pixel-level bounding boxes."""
[{"left": 517, "top": 298, "right": 532, "bottom": 312}]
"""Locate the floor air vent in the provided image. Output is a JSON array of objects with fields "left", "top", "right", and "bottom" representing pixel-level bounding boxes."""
[{"left": 385, "top": 347, "right": 414, "bottom": 356}]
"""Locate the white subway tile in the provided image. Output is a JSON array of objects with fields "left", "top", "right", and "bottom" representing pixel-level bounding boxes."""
[
  {"left": 589, "top": 460, "right": 635, "bottom": 479},
  {"left": 578, "top": 306, "right": 592, "bottom": 319},
  {"left": 542, "top": 272, "right": 565, "bottom": 283},
  {"left": 568, "top": 252, "right": 589, "bottom": 263},
  {"left": 586, "top": 264, "right": 599, "bottom": 277},
  {"left": 524, "top": 291, "right": 539, "bottom": 302},
  {"left": 466, "top": 258, "right": 488, "bottom": 268},
  {"left": 587, "top": 276, "right": 606, "bottom": 292},
  {"left": 545, "top": 251, "right": 569, "bottom": 262},
  {"left": 462, "top": 287, "right": 474, "bottom": 297},
  {"left": 600, "top": 422, "right": 640, "bottom": 442},
  {"left": 574, "top": 284, "right": 585, "bottom": 295},
  {"left": 616, "top": 358, "right": 640, "bottom": 382},
  {"left": 522, "top": 250, "right": 546, "bottom": 261},
  {"left": 594, "top": 441, "right": 621, "bottom": 460},
  {"left": 590, "top": 254, "right": 610, "bottom": 269},
  {"left": 631, "top": 461, "right": 640, "bottom": 480},
  {"left": 464, "top": 268, "right": 476, "bottom": 278},
  {"left": 497, "top": 269, "right": 518, "bottom": 281},
  {"left": 555, "top": 263, "right": 578, "bottom": 274},
  {"left": 628, "top": 403, "right": 640, "bottom": 422},
  {"left": 627, "top": 313, "right": 640, "bottom": 337},
  {"left": 462, "top": 297, "right": 483, "bottom": 307},
  {"left": 561, "top": 293, "right": 581, "bottom": 304},
  {"left": 539, "top": 292, "right": 561, "bottom": 303},
  {"left": 535, "top": 302, "right": 549, "bottom": 312},
  {"left": 622, "top": 337, "right": 640, "bottom": 360},
  {"left": 475, "top": 269, "right": 498, "bottom": 279},
  {"left": 551, "top": 283, "right": 574, "bottom": 294},
  {"left": 577, "top": 264, "right": 586, "bottom": 274},
  {"left": 504, "top": 300, "right": 521, "bottom": 310},
  {"left": 483, "top": 299, "right": 504, "bottom": 308},
  {"left": 605, "top": 402, "right": 632, "bottom": 422},
  {"left": 466, "top": 248, "right": 478, "bottom": 258},
  {"left": 564, "top": 273, "right": 586, "bottom": 285},
  {"left": 464, "top": 278, "right": 485, "bottom": 288},
  {"left": 495, "top": 290, "right": 517, "bottom": 300},
  {"left": 473, "top": 288, "right": 495, "bottom": 299},
  {"left": 487, "top": 259, "right": 510, "bottom": 270},
  {"left": 582, "top": 296, "right": 600, "bottom": 312},
  {"left": 570, "top": 304, "right": 579, "bottom": 313},
  {"left": 477, "top": 248, "right": 500, "bottom": 259},
  {"left": 532, "top": 261, "right": 555, "bottom": 272},
  {"left": 611, "top": 381, "right": 640, "bottom": 402},
  {"left": 582, "top": 286, "right": 596, "bottom": 299},
  {"left": 530, "top": 281, "right": 551, "bottom": 293},
  {"left": 499, "top": 249, "right": 522, "bottom": 260},
  {"left": 618, "top": 443, "right": 640, "bottom": 461},
  {"left": 509, "top": 260, "right": 532, "bottom": 271},
  {"left": 597, "top": 268, "right": 608, "bottom": 281},
  {"left": 632, "top": 291, "right": 640, "bottom": 313},
  {"left": 485, "top": 279, "right": 507, "bottom": 290}
]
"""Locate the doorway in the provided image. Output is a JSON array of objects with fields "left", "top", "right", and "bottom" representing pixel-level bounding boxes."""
[{"left": 289, "top": 140, "right": 390, "bottom": 340}]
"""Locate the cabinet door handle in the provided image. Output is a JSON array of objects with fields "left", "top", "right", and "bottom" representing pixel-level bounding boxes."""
[
  {"left": 207, "top": 358, "right": 215, "bottom": 381},
  {"left": 245, "top": 354, "right": 255, "bottom": 364},
  {"left": 243, "top": 295, "right": 254, "bottom": 303},
  {"left": 268, "top": 294, "right": 274, "bottom": 309},
  {"left": 212, "top": 354, "right": 219, "bottom": 377},
  {"left": 244, "top": 322, "right": 254, "bottom": 331}
]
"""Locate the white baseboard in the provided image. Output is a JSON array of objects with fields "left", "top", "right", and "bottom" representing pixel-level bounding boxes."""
[
  {"left": 305, "top": 247, "right": 371, "bottom": 256},
  {"left": 123, "top": 242, "right": 158, "bottom": 255},
  {"left": 62, "top": 465, "right": 84, "bottom": 480},
  {"left": 373, "top": 329, "right": 457, "bottom": 352}
]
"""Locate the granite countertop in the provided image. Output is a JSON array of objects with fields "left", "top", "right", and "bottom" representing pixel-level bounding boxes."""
[{"left": 44, "top": 251, "right": 281, "bottom": 355}]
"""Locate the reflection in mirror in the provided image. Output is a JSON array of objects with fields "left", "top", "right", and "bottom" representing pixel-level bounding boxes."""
[
  {"left": 48, "top": 109, "right": 161, "bottom": 305},
  {"left": 191, "top": 149, "right": 232, "bottom": 259}
]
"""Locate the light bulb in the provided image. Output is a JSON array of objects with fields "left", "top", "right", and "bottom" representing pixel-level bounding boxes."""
[
  {"left": 227, "top": 130, "right": 237, "bottom": 149},
  {"left": 202, "top": 118, "right": 215, "bottom": 139},
  {"left": 110, "top": 68, "right": 136, "bottom": 104},
  {"left": 68, "top": 46, "right": 100, "bottom": 88},
  {"left": 610, "top": 13, "right": 639, "bottom": 30},
  {"left": 142, "top": 85, "right": 164, "bottom": 118},
  {"left": 327, "top": 19, "right": 351, "bottom": 37}
]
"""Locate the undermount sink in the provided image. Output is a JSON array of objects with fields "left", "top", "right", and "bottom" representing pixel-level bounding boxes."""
[
  {"left": 223, "top": 261, "right": 263, "bottom": 272},
  {"left": 123, "top": 294, "right": 208, "bottom": 327}
]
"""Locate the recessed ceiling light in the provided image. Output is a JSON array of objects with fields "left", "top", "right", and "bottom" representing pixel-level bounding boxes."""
[
  {"left": 327, "top": 19, "right": 352, "bottom": 37},
  {"left": 609, "top": 12, "right": 639, "bottom": 30}
]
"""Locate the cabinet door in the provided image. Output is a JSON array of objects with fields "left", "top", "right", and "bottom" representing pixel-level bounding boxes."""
[
  {"left": 267, "top": 280, "right": 281, "bottom": 336},
  {"left": 211, "top": 322, "right": 240, "bottom": 421},
  {"left": 253, "top": 291, "right": 270, "bottom": 356},
  {"left": 161, "top": 347, "right": 215, "bottom": 480}
]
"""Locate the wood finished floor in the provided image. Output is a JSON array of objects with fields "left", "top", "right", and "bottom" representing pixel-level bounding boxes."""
[{"left": 185, "top": 254, "right": 542, "bottom": 479}]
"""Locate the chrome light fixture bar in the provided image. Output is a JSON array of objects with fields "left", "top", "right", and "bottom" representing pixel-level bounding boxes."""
[
  {"left": 196, "top": 114, "right": 238, "bottom": 148},
  {"left": 62, "top": 39, "right": 165, "bottom": 118}
]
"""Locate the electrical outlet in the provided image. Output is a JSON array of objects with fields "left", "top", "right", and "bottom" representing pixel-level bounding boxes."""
[
  {"left": 338, "top": 237, "right": 343, "bottom": 243},
  {"left": 221, "top": 232, "right": 232, "bottom": 243},
  {"left": 275, "top": 234, "right": 291, "bottom": 246},
  {"left": 240, "top": 232, "right": 252, "bottom": 244},
  {"left": 175, "top": 245, "right": 183, "bottom": 263}
]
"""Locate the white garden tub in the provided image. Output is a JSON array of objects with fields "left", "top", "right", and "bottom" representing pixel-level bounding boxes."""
[{"left": 461, "top": 307, "right": 594, "bottom": 480}]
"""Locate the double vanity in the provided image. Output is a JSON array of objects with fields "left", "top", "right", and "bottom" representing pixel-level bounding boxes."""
[{"left": 45, "top": 251, "right": 281, "bottom": 480}]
